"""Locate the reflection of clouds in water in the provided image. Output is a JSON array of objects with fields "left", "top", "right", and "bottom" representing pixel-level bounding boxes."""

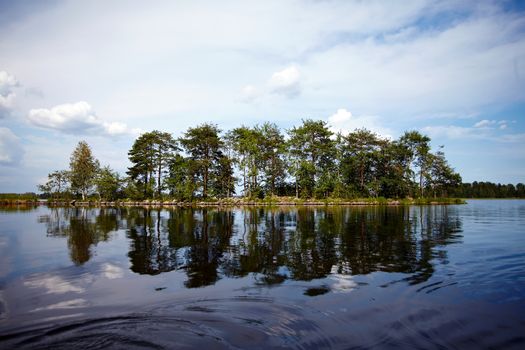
[
  {"left": 101, "top": 263, "right": 124, "bottom": 279},
  {"left": 329, "top": 266, "right": 357, "bottom": 293},
  {"left": 24, "top": 263, "right": 125, "bottom": 296},
  {"left": 31, "top": 298, "right": 88, "bottom": 312},
  {"left": 24, "top": 275, "right": 85, "bottom": 294}
]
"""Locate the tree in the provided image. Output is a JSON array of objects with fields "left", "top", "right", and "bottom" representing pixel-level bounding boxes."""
[
  {"left": 38, "top": 170, "right": 70, "bottom": 199},
  {"left": 95, "top": 166, "right": 123, "bottom": 201},
  {"left": 399, "top": 131, "right": 431, "bottom": 197},
  {"left": 258, "top": 122, "right": 287, "bottom": 197},
  {"left": 165, "top": 154, "right": 196, "bottom": 201},
  {"left": 225, "top": 126, "right": 264, "bottom": 197},
  {"left": 211, "top": 154, "right": 236, "bottom": 198},
  {"left": 179, "top": 123, "right": 223, "bottom": 198},
  {"left": 127, "top": 133, "right": 156, "bottom": 198},
  {"left": 339, "top": 128, "right": 382, "bottom": 196},
  {"left": 69, "top": 141, "right": 99, "bottom": 200},
  {"left": 127, "top": 131, "right": 178, "bottom": 199},
  {"left": 427, "top": 149, "right": 461, "bottom": 197},
  {"left": 375, "top": 139, "right": 412, "bottom": 198},
  {"left": 287, "top": 119, "right": 335, "bottom": 198}
]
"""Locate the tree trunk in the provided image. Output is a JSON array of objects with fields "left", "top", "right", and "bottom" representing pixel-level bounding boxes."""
[
  {"left": 157, "top": 153, "right": 162, "bottom": 198},
  {"left": 203, "top": 166, "right": 208, "bottom": 198},
  {"left": 419, "top": 169, "right": 424, "bottom": 198},
  {"left": 360, "top": 164, "right": 364, "bottom": 190}
]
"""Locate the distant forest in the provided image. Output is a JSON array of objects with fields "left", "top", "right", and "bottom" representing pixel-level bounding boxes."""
[
  {"left": 453, "top": 182, "right": 525, "bottom": 198},
  {"left": 30, "top": 120, "right": 523, "bottom": 201}
]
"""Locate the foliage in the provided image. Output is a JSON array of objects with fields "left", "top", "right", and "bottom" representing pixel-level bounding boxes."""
[
  {"left": 179, "top": 123, "right": 229, "bottom": 199},
  {"left": 288, "top": 119, "right": 335, "bottom": 198},
  {"left": 95, "top": 166, "right": 124, "bottom": 201},
  {"left": 127, "top": 130, "right": 178, "bottom": 199},
  {"left": 38, "top": 170, "right": 70, "bottom": 199},
  {"left": 453, "top": 182, "right": 525, "bottom": 198},
  {"left": 69, "top": 141, "right": 100, "bottom": 200},
  {"left": 33, "top": 121, "right": 479, "bottom": 202}
]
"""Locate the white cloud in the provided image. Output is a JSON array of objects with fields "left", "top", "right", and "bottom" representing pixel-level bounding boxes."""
[
  {"left": 0, "top": 127, "right": 24, "bottom": 166},
  {"left": 474, "top": 119, "right": 509, "bottom": 130},
  {"left": 327, "top": 108, "right": 392, "bottom": 138},
  {"left": 27, "top": 101, "right": 139, "bottom": 136},
  {"left": 0, "top": 70, "right": 19, "bottom": 118},
  {"left": 240, "top": 84, "right": 259, "bottom": 102},
  {"left": 268, "top": 65, "right": 301, "bottom": 98},
  {"left": 424, "top": 124, "right": 524, "bottom": 143},
  {"left": 474, "top": 119, "right": 496, "bottom": 128}
]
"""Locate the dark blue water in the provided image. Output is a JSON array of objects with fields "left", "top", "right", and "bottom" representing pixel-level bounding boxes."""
[{"left": 0, "top": 200, "right": 524, "bottom": 349}]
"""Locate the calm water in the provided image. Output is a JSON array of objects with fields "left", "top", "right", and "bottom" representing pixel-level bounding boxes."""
[{"left": 0, "top": 200, "right": 524, "bottom": 349}]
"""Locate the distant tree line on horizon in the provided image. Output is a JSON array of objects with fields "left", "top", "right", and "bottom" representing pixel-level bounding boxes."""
[
  {"left": 34, "top": 119, "right": 516, "bottom": 201},
  {"left": 452, "top": 182, "right": 525, "bottom": 198}
]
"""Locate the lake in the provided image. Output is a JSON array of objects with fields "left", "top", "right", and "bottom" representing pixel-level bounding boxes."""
[{"left": 1, "top": 200, "right": 524, "bottom": 349}]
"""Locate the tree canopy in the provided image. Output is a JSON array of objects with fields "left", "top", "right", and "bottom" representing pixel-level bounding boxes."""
[
  {"left": 69, "top": 141, "right": 99, "bottom": 200},
  {"left": 35, "top": 120, "right": 481, "bottom": 201}
]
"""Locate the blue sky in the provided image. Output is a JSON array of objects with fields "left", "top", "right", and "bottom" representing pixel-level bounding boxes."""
[{"left": 0, "top": 0, "right": 524, "bottom": 192}]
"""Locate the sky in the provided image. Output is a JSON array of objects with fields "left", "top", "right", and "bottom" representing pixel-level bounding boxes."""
[{"left": 0, "top": 0, "right": 524, "bottom": 193}]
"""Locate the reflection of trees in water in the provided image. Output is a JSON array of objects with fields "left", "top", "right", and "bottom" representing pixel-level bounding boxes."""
[
  {"left": 127, "top": 208, "right": 234, "bottom": 288},
  {"left": 235, "top": 206, "right": 461, "bottom": 286},
  {"left": 124, "top": 206, "right": 461, "bottom": 288},
  {"left": 0, "top": 205, "right": 38, "bottom": 213},
  {"left": 39, "top": 205, "right": 462, "bottom": 287},
  {"left": 38, "top": 207, "right": 119, "bottom": 264},
  {"left": 222, "top": 208, "right": 288, "bottom": 285}
]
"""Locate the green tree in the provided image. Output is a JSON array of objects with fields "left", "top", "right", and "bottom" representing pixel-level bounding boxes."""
[
  {"left": 127, "top": 131, "right": 178, "bottom": 199},
  {"left": 179, "top": 123, "right": 223, "bottom": 198},
  {"left": 225, "top": 126, "right": 264, "bottom": 197},
  {"left": 427, "top": 149, "right": 461, "bottom": 197},
  {"left": 211, "top": 154, "right": 236, "bottom": 198},
  {"left": 127, "top": 133, "right": 156, "bottom": 198},
  {"left": 257, "top": 122, "right": 286, "bottom": 197},
  {"left": 375, "top": 140, "right": 412, "bottom": 198},
  {"left": 339, "top": 128, "right": 382, "bottom": 196},
  {"left": 166, "top": 154, "right": 196, "bottom": 201},
  {"left": 399, "top": 131, "right": 431, "bottom": 197},
  {"left": 287, "top": 119, "right": 335, "bottom": 198},
  {"left": 95, "top": 166, "right": 123, "bottom": 201},
  {"left": 38, "top": 170, "right": 70, "bottom": 199},
  {"left": 69, "top": 141, "right": 99, "bottom": 200}
]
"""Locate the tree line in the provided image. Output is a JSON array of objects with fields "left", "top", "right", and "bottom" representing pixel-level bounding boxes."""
[
  {"left": 39, "top": 120, "right": 465, "bottom": 201},
  {"left": 453, "top": 182, "right": 525, "bottom": 198}
]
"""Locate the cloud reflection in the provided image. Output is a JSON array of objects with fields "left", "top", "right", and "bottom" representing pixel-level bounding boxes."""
[{"left": 24, "top": 275, "right": 85, "bottom": 294}]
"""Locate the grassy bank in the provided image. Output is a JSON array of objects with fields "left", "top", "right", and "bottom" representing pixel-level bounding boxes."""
[
  {"left": 0, "top": 193, "right": 39, "bottom": 205},
  {"left": 39, "top": 196, "right": 466, "bottom": 207}
]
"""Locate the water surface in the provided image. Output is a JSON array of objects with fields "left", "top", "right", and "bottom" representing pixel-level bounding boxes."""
[{"left": 1, "top": 200, "right": 524, "bottom": 349}]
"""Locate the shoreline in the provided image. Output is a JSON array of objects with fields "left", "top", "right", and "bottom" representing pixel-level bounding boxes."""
[{"left": 0, "top": 198, "right": 466, "bottom": 207}]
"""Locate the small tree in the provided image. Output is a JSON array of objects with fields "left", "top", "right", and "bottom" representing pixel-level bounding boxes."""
[
  {"left": 38, "top": 170, "right": 70, "bottom": 199},
  {"left": 69, "top": 141, "right": 99, "bottom": 200},
  {"left": 95, "top": 166, "right": 123, "bottom": 201}
]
